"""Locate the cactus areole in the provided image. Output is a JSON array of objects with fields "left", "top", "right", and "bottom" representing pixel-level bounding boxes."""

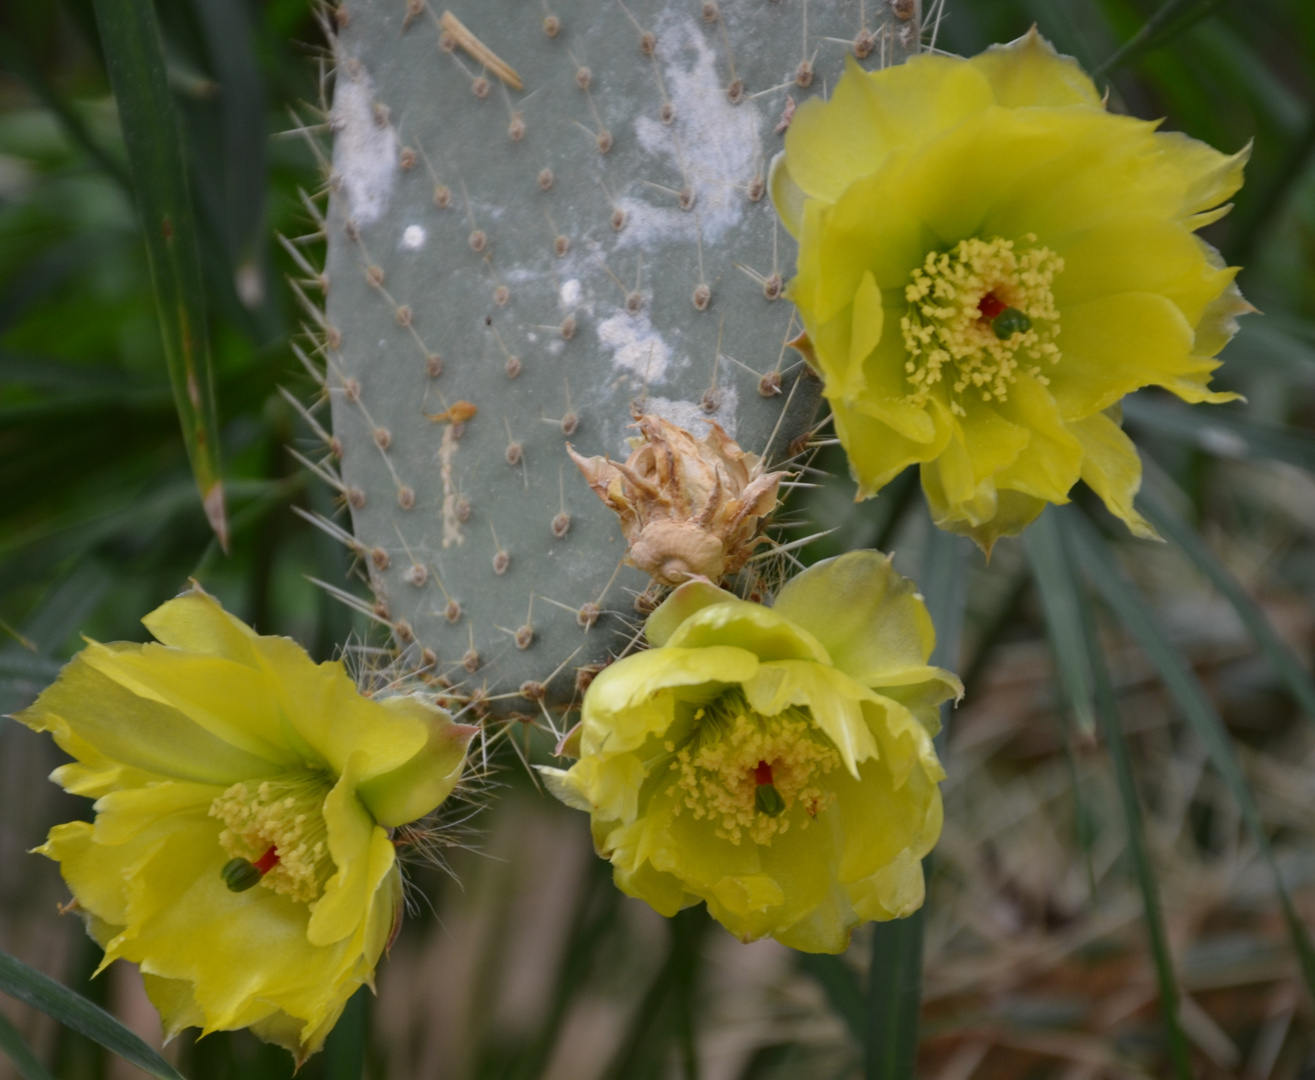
[{"left": 321, "top": 0, "right": 921, "bottom": 714}]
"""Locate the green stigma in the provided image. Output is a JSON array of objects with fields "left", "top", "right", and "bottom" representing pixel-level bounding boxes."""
[
  {"left": 755, "top": 783, "right": 786, "bottom": 817},
  {"left": 221, "top": 857, "right": 262, "bottom": 892},
  {"left": 991, "top": 306, "right": 1032, "bottom": 340}
]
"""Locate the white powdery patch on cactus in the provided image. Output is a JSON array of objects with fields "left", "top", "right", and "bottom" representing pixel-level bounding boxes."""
[
  {"left": 641, "top": 387, "right": 740, "bottom": 449},
  {"left": 616, "top": 15, "right": 762, "bottom": 249},
  {"left": 399, "top": 225, "right": 426, "bottom": 251},
  {"left": 331, "top": 67, "right": 397, "bottom": 226},
  {"left": 597, "top": 309, "right": 676, "bottom": 384}
]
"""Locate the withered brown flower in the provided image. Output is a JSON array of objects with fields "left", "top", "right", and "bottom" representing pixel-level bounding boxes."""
[{"left": 568, "top": 414, "right": 786, "bottom": 586}]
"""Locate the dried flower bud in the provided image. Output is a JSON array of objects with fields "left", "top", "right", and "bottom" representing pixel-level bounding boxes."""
[{"left": 568, "top": 413, "right": 785, "bottom": 586}]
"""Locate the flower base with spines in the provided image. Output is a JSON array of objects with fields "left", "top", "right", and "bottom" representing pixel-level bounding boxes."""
[{"left": 320, "top": 0, "right": 923, "bottom": 714}]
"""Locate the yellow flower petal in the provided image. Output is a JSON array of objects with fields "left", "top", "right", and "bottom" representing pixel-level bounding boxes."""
[
  {"left": 565, "top": 753, "right": 648, "bottom": 823},
  {"left": 833, "top": 398, "right": 948, "bottom": 499},
  {"left": 993, "top": 373, "right": 1085, "bottom": 502},
  {"left": 782, "top": 54, "right": 993, "bottom": 209},
  {"left": 17, "top": 654, "right": 280, "bottom": 786},
  {"left": 356, "top": 696, "right": 476, "bottom": 827},
  {"left": 245, "top": 635, "right": 428, "bottom": 784},
  {"left": 767, "top": 151, "right": 807, "bottom": 238},
  {"left": 663, "top": 600, "right": 831, "bottom": 664},
  {"left": 772, "top": 552, "right": 960, "bottom": 703},
  {"left": 580, "top": 646, "right": 759, "bottom": 756},
  {"left": 848, "top": 846, "right": 929, "bottom": 922},
  {"left": 307, "top": 752, "right": 396, "bottom": 947},
  {"left": 773, "top": 34, "right": 1248, "bottom": 548},
  {"left": 1052, "top": 217, "right": 1236, "bottom": 328},
  {"left": 1050, "top": 291, "right": 1197, "bottom": 418},
  {"left": 141, "top": 589, "right": 261, "bottom": 662},
  {"left": 548, "top": 552, "right": 949, "bottom": 951},
  {"left": 79, "top": 642, "right": 300, "bottom": 768},
  {"left": 1070, "top": 410, "right": 1159, "bottom": 539},
  {"left": 833, "top": 758, "right": 941, "bottom": 886},
  {"left": 838, "top": 334, "right": 940, "bottom": 444},
  {"left": 922, "top": 404, "right": 1030, "bottom": 531},
  {"left": 742, "top": 661, "right": 880, "bottom": 778},
  {"left": 967, "top": 27, "right": 1101, "bottom": 108},
  {"left": 645, "top": 580, "right": 739, "bottom": 647},
  {"left": 848, "top": 271, "right": 885, "bottom": 388},
  {"left": 21, "top": 587, "right": 464, "bottom": 1063}
]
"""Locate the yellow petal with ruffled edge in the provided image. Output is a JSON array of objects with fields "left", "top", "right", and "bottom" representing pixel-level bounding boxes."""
[
  {"left": 967, "top": 27, "right": 1101, "bottom": 107},
  {"left": 1071, "top": 410, "right": 1160, "bottom": 539},
  {"left": 834, "top": 399, "right": 949, "bottom": 499},
  {"left": 548, "top": 551, "right": 951, "bottom": 952},
  {"left": 77, "top": 642, "right": 300, "bottom": 768},
  {"left": 663, "top": 600, "right": 831, "bottom": 665},
  {"left": 20, "top": 584, "right": 468, "bottom": 1063},
  {"left": 773, "top": 552, "right": 930, "bottom": 681},
  {"left": 245, "top": 635, "right": 428, "bottom": 784},
  {"left": 16, "top": 654, "right": 280, "bottom": 786},
  {"left": 833, "top": 754, "right": 942, "bottom": 886},
  {"left": 773, "top": 31, "right": 1249, "bottom": 548},
  {"left": 579, "top": 646, "right": 758, "bottom": 756},
  {"left": 645, "top": 580, "right": 739, "bottom": 646},
  {"left": 993, "top": 373, "right": 1085, "bottom": 503},
  {"left": 782, "top": 54, "right": 994, "bottom": 208},
  {"left": 307, "top": 752, "right": 395, "bottom": 947},
  {"left": 1050, "top": 292, "right": 1199, "bottom": 418},
  {"left": 357, "top": 696, "right": 477, "bottom": 827}
]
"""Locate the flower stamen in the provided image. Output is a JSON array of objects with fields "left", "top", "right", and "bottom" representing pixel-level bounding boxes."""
[
  {"left": 210, "top": 770, "right": 335, "bottom": 903},
  {"left": 669, "top": 693, "right": 838, "bottom": 844},
  {"left": 900, "top": 235, "right": 1063, "bottom": 416}
]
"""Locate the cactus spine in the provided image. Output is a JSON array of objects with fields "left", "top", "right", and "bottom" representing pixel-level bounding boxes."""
[{"left": 316, "top": 0, "right": 922, "bottom": 714}]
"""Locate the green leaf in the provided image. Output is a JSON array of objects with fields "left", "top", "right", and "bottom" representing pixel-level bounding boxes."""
[
  {"left": 918, "top": 522, "right": 972, "bottom": 680},
  {"left": 1041, "top": 510, "right": 1193, "bottom": 1080},
  {"left": 91, "top": 0, "right": 228, "bottom": 550},
  {"left": 0, "top": 1007, "right": 53, "bottom": 1080},
  {"left": 1023, "top": 511, "right": 1097, "bottom": 739},
  {"left": 599, "top": 907, "right": 707, "bottom": 1080},
  {"left": 0, "top": 31, "right": 131, "bottom": 192},
  {"left": 1227, "top": 107, "right": 1315, "bottom": 267},
  {"left": 323, "top": 987, "right": 367, "bottom": 1080},
  {"left": 1063, "top": 510, "right": 1315, "bottom": 1005},
  {"left": 866, "top": 907, "right": 925, "bottom": 1080},
  {"left": 863, "top": 512, "right": 970, "bottom": 1080},
  {"left": 0, "top": 951, "right": 186, "bottom": 1080},
  {"left": 1139, "top": 464, "right": 1315, "bottom": 721},
  {"left": 797, "top": 954, "right": 863, "bottom": 1044},
  {"left": 1094, "top": 0, "right": 1235, "bottom": 76},
  {"left": 1122, "top": 396, "right": 1315, "bottom": 472}
]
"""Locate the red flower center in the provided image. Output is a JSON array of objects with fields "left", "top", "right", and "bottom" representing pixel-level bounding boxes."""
[{"left": 977, "top": 291, "right": 1007, "bottom": 320}]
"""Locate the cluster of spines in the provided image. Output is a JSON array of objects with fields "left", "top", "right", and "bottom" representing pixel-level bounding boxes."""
[{"left": 283, "top": 0, "right": 924, "bottom": 738}]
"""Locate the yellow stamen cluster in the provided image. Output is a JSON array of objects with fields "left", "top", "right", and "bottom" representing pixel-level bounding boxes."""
[
  {"left": 900, "top": 235, "right": 1063, "bottom": 415},
  {"left": 667, "top": 694, "right": 839, "bottom": 845},
  {"left": 210, "top": 770, "right": 335, "bottom": 903}
]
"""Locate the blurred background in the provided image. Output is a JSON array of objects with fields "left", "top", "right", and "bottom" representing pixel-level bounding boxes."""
[{"left": 2, "top": 0, "right": 1315, "bottom": 1077}]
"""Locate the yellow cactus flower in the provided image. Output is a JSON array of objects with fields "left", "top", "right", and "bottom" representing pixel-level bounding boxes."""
[
  {"left": 540, "top": 551, "right": 961, "bottom": 953},
  {"left": 771, "top": 29, "right": 1251, "bottom": 551},
  {"left": 14, "top": 586, "right": 475, "bottom": 1063}
]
